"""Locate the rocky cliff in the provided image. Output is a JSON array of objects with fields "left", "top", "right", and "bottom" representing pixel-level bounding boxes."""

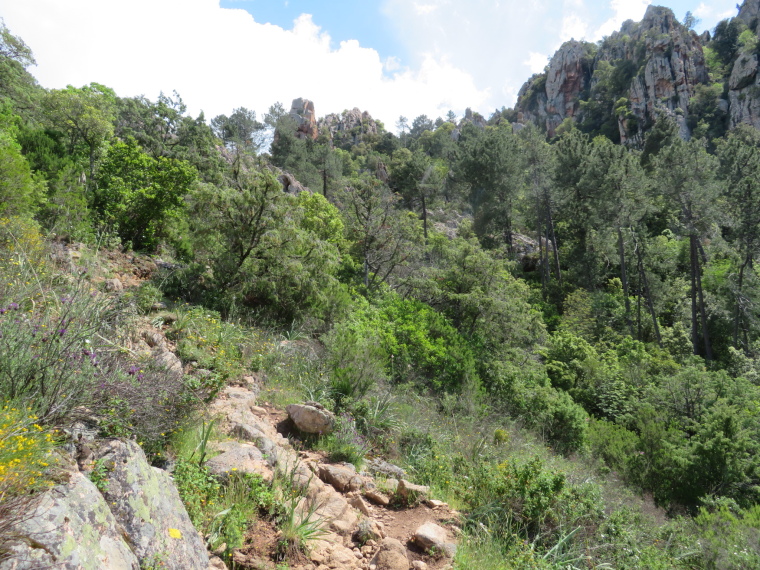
[
  {"left": 516, "top": 1, "right": 760, "bottom": 143},
  {"left": 318, "top": 107, "right": 380, "bottom": 147}
]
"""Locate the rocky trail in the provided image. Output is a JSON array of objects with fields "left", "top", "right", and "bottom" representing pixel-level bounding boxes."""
[
  {"left": 1, "top": 260, "right": 461, "bottom": 570},
  {"left": 205, "top": 383, "right": 461, "bottom": 570}
]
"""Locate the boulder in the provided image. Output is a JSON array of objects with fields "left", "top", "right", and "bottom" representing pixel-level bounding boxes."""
[
  {"left": 205, "top": 441, "right": 273, "bottom": 482},
  {"left": 413, "top": 522, "right": 456, "bottom": 558},
  {"left": 286, "top": 403, "right": 335, "bottom": 434},
  {"left": 364, "top": 488, "right": 390, "bottom": 506},
  {"left": 0, "top": 470, "right": 139, "bottom": 570},
  {"left": 353, "top": 518, "right": 384, "bottom": 544},
  {"left": 318, "top": 463, "right": 363, "bottom": 492},
  {"left": 153, "top": 348, "right": 183, "bottom": 380},
  {"left": 367, "top": 458, "right": 405, "bottom": 479},
  {"left": 96, "top": 439, "right": 209, "bottom": 570},
  {"left": 397, "top": 479, "right": 429, "bottom": 505},
  {"left": 370, "top": 537, "right": 409, "bottom": 570}
]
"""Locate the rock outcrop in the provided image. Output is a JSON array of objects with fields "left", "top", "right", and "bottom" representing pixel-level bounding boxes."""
[
  {"left": 319, "top": 108, "right": 379, "bottom": 146},
  {"left": 516, "top": 5, "right": 709, "bottom": 141},
  {"left": 95, "top": 439, "right": 210, "bottom": 570},
  {"left": 0, "top": 470, "right": 140, "bottom": 570},
  {"left": 289, "top": 97, "right": 318, "bottom": 140}
]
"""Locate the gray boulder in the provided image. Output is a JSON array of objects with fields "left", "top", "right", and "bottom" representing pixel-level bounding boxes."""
[
  {"left": 413, "top": 522, "right": 456, "bottom": 558},
  {"left": 318, "top": 463, "right": 362, "bottom": 492},
  {"left": 0, "top": 470, "right": 139, "bottom": 570},
  {"left": 370, "top": 537, "right": 409, "bottom": 570},
  {"left": 206, "top": 441, "right": 273, "bottom": 482},
  {"left": 96, "top": 439, "right": 209, "bottom": 570},
  {"left": 286, "top": 402, "right": 335, "bottom": 434}
]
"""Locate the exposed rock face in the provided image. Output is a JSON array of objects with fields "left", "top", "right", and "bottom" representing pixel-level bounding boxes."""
[
  {"left": 96, "top": 439, "right": 209, "bottom": 570},
  {"left": 516, "top": 5, "right": 708, "bottom": 141},
  {"left": 278, "top": 171, "right": 307, "bottom": 194},
  {"left": 319, "top": 107, "right": 379, "bottom": 145},
  {"left": 738, "top": 0, "right": 760, "bottom": 26},
  {"left": 0, "top": 470, "right": 140, "bottom": 570},
  {"left": 289, "top": 97, "right": 318, "bottom": 140}
]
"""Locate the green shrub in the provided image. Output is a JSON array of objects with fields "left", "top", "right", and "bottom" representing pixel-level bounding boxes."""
[
  {"left": 461, "top": 456, "right": 603, "bottom": 548},
  {"left": 323, "top": 413, "right": 371, "bottom": 469},
  {"left": 0, "top": 286, "right": 121, "bottom": 424},
  {"left": 588, "top": 418, "right": 639, "bottom": 473},
  {"left": 695, "top": 498, "right": 760, "bottom": 569}
]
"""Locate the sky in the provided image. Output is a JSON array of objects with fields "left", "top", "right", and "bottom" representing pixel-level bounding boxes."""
[{"left": 0, "top": 0, "right": 742, "bottom": 130}]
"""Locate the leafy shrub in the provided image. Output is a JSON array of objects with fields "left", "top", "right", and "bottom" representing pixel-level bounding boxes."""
[
  {"left": 695, "top": 498, "right": 760, "bottom": 569},
  {"left": 130, "top": 282, "right": 163, "bottom": 315},
  {"left": 462, "top": 456, "right": 603, "bottom": 549},
  {"left": 337, "top": 292, "right": 477, "bottom": 392},
  {"left": 587, "top": 418, "right": 639, "bottom": 473},
  {"left": 91, "top": 357, "right": 200, "bottom": 459},
  {"left": 323, "top": 413, "right": 371, "bottom": 468},
  {"left": 323, "top": 325, "right": 388, "bottom": 410},
  {"left": 0, "top": 287, "right": 121, "bottom": 424}
]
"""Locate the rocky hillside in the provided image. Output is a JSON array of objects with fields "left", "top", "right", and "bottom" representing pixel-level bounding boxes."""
[{"left": 515, "top": 0, "right": 760, "bottom": 143}]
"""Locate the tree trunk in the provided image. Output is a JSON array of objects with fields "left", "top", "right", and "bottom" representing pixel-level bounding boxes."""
[
  {"left": 690, "top": 235, "right": 700, "bottom": 355},
  {"left": 546, "top": 199, "right": 562, "bottom": 286},
  {"left": 618, "top": 227, "right": 635, "bottom": 337},
  {"left": 538, "top": 201, "right": 547, "bottom": 295},
  {"left": 733, "top": 254, "right": 751, "bottom": 349},
  {"left": 634, "top": 232, "right": 661, "bottom": 345},
  {"left": 695, "top": 242, "right": 713, "bottom": 361},
  {"left": 421, "top": 194, "right": 428, "bottom": 243}
]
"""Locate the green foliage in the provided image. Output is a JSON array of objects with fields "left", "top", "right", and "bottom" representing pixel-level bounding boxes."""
[
  {"left": 0, "top": 121, "right": 46, "bottom": 217},
  {"left": 323, "top": 324, "right": 388, "bottom": 409},
  {"left": 322, "top": 412, "right": 371, "bottom": 468},
  {"left": 695, "top": 499, "right": 760, "bottom": 569},
  {"left": 337, "top": 292, "right": 476, "bottom": 392},
  {"left": 95, "top": 136, "right": 197, "bottom": 250},
  {"left": 186, "top": 156, "right": 343, "bottom": 323},
  {"left": 462, "top": 456, "right": 604, "bottom": 548},
  {"left": 0, "top": 402, "right": 56, "bottom": 565},
  {"left": 43, "top": 82, "right": 116, "bottom": 177}
]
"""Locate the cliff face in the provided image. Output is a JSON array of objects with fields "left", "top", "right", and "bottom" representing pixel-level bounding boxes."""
[
  {"left": 319, "top": 107, "right": 379, "bottom": 145},
  {"left": 516, "top": 5, "right": 717, "bottom": 142}
]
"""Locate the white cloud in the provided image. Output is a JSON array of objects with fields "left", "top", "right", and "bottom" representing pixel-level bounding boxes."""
[
  {"left": 593, "top": 0, "right": 651, "bottom": 40},
  {"left": 0, "top": 0, "right": 488, "bottom": 129},
  {"left": 561, "top": 13, "right": 589, "bottom": 40},
  {"left": 693, "top": 1, "right": 739, "bottom": 31},
  {"left": 414, "top": 3, "right": 439, "bottom": 15},
  {"left": 524, "top": 52, "right": 550, "bottom": 74}
]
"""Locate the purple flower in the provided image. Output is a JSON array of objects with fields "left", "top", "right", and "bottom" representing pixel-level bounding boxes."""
[
  {"left": 8, "top": 303, "right": 19, "bottom": 310},
  {"left": 128, "top": 365, "right": 139, "bottom": 376},
  {"left": 58, "top": 328, "right": 67, "bottom": 337}
]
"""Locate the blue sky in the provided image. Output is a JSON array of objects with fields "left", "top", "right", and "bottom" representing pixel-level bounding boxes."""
[{"left": 0, "top": 0, "right": 743, "bottom": 129}]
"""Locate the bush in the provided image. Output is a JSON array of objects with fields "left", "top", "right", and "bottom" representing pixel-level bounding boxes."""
[
  {"left": 323, "top": 413, "right": 371, "bottom": 469},
  {"left": 0, "top": 403, "right": 57, "bottom": 563},
  {"left": 0, "top": 287, "right": 121, "bottom": 424},
  {"left": 695, "top": 498, "right": 760, "bottom": 569},
  {"left": 462, "top": 456, "right": 604, "bottom": 548}
]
